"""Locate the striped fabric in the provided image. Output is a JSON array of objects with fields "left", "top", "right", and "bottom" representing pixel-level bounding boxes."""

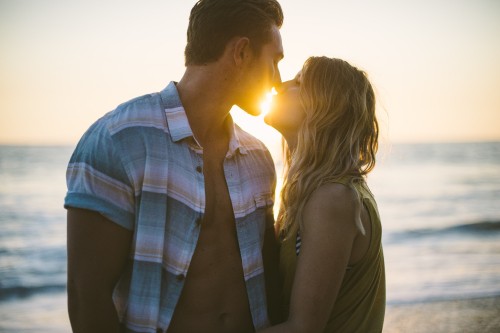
[
  {"left": 65, "top": 82, "right": 276, "bottom": 332},
  {"left": 295, "top": 231, "right": 302, "bottom": 256}
]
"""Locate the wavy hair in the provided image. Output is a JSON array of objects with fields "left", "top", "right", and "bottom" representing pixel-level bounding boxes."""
[{"left": 278, "top": 57, "right": 379, "bottom": 236}]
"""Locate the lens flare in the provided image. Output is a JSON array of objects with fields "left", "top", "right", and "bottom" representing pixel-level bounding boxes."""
[{"left": 259, "top": 87, "right": 277, "bottom": 117}]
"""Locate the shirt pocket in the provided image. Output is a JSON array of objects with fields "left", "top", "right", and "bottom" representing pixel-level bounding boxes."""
[{"left": 253, "top": 192, "right": 274, "bottom": 209}]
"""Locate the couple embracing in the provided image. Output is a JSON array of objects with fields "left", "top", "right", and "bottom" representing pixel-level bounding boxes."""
[{"left": 64, "top": 0, "right": 385, "bottom": 332}]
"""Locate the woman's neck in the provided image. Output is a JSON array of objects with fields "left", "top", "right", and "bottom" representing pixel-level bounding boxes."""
[{"left": 282, "top": 131, "right": 298, "bottom": 152}]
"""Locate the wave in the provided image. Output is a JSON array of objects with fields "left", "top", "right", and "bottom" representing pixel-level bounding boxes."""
[
  {"left": 386, "top": 220, "right": 500, "bottom": 243},
  {"left": 0, "top": 284, "right": 66, "bottom": 301},
  {"left": 445, "top": 221, "right": 500, "bottom": 232}
]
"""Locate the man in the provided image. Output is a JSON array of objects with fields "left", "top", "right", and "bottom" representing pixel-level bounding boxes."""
[{"left": 65, "top": 0, "right": 284, "bottom": 332}]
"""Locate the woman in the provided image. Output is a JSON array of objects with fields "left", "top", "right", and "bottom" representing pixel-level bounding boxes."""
[{"left": 261, "top": 57, "right": 385, "bottom": 332}]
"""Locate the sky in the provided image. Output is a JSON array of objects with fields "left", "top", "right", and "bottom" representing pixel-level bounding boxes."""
[{"left": 1, "top": 0, "right": 499, "bottom": 147}]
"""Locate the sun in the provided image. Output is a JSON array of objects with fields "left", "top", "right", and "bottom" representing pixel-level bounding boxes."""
[
  {"left": 259, "top": 87, "right": 278, "bottom": 118},
  {"left": 230, "top": 87, "right": 281, "bottom": 156}
]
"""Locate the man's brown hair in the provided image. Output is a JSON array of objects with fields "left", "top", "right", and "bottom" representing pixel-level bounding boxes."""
[{"left": 185, "top": 0, "right": 284, "bottom": 66}]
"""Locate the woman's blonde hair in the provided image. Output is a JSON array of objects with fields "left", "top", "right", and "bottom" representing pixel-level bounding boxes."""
[{"left": 278, "top": 56, "right": 379, "bottom": 236}]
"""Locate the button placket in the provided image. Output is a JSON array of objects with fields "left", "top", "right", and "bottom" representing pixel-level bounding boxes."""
[
  {"left": 194, "top": 151, "right": 203, "bottom": 174},
  {"left": 223, "top": 158, "right": 240, "bottom": 220},
  {"left": 192, "top": 150, "right": 204, "bottom": 209}
]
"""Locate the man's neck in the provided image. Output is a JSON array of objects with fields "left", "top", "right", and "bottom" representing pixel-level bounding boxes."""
[{"left": 176, "top": 66, "right": 234, "bottom": 148}]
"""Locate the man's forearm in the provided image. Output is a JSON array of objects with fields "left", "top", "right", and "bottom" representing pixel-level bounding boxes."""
[
  {"left": 67, "top": 208, "right": 132, "bottom": 333},
  {"left": 68, "top": 286, "right": 121, "bottom": 333}
]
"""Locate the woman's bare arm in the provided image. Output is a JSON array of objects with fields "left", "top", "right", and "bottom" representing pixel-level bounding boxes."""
[{"left": 258, "top": 183, "right": 360, "bottom": 333}]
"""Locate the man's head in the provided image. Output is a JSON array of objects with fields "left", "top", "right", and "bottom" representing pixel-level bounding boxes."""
[
  {"left": 185, "top": 0, "right": 283, "bottom": 66},
  {"left": 185, "top": 0, "right": 284, "bottom": 115}
]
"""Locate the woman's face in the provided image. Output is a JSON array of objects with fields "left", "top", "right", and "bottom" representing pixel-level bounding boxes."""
[{"left": 264, "top": 71, "right": 305, "bottom": 137}]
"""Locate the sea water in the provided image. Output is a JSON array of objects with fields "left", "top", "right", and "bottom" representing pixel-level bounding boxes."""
[
  {"left": 0, "top": 142, "right": 499, "bottom": 331},
  {"left": 370, "top": 142, "right": 500, "bottom": 304},
  {"left": 0, "top": 146, "right": 69, "bottom": 332}
]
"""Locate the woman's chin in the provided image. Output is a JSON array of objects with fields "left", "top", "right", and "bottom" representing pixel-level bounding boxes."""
[
  {"left": 263, "top": 113, "right": 272, "bottom": 126},
  {"left": 265, "top": 112, "right": 290, "bottom": 134},
  {"left": 263, "top": 114, "right": 278, "bottom": 130}
]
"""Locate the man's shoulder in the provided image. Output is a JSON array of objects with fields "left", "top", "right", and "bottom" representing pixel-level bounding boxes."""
[
  {"left": 90, "top": 90, "right": 167, "bottom": 138},
  {"left": 234, "top": 125, "right": 276, "bottom": 184},
  {"left": 117, "top": 92, "right": 160, "bottom": 110},
  {"left": 72, "top": 89, "right": 169, "bottom": 160}
]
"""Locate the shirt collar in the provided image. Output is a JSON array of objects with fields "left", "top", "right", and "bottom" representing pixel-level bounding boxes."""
[{"left": 160, "top": 81, "right": 247, "bottom": 156}]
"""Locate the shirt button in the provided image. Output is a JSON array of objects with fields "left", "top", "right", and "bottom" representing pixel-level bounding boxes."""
[
  {"left": 176, "top": 273, "right": 185, "bottom": 281},
  {"left": 196, "top": 165, "right": 202, "bottom": 173}
]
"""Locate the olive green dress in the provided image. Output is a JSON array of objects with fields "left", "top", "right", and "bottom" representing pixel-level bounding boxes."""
[{"left": 279, "top": 179, "right": 386, "bottom": 332}]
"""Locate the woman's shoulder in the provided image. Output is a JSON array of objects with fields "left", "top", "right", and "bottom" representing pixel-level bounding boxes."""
[
  {"left": 304, "top": 182, "right": 359, "bottom": 227},
  {"left": 309, "top": 181, "right": 358, "bottom": 207}
]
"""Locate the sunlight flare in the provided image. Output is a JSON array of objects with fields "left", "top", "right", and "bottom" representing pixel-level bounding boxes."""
[{"left": 259, "top": 88, "right": 277, "bottom": 118}]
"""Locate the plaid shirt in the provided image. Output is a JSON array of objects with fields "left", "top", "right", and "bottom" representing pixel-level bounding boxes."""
[{"left": 65, "top": 82, "right": 276, "bottom": 332}]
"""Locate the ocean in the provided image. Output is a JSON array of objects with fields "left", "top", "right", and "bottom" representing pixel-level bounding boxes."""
[{"left": 0, "top": 142, "right": 499, "bottom": 332}]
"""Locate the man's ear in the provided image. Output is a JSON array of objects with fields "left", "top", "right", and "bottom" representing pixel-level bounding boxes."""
[{"left": 233, "top": 37, "right": 252, "bottom": 66}]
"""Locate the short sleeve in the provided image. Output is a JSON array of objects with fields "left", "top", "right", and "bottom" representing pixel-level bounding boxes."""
[{"left": 64, "top": 117, "right": 135, "bottom": 230}]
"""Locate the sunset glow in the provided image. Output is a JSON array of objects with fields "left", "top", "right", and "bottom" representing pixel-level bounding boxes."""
[
  {"left": 259, "top": 88, "right": 278, "bottom": 118},
  {"left": 1, "top": 1, "right": 500, "bottom": 145}
]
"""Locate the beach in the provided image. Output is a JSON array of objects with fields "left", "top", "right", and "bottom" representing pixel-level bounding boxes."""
[
  {"left": 1, "top": 293, "right": 499, "bottom": 332},
  {"left": 384, "top": 296, "right": 500, "bottom": 333}
]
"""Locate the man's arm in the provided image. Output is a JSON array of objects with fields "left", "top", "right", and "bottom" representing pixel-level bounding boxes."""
[{"left": 67, "top": 208, "right": 132, "bottom": 333}]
